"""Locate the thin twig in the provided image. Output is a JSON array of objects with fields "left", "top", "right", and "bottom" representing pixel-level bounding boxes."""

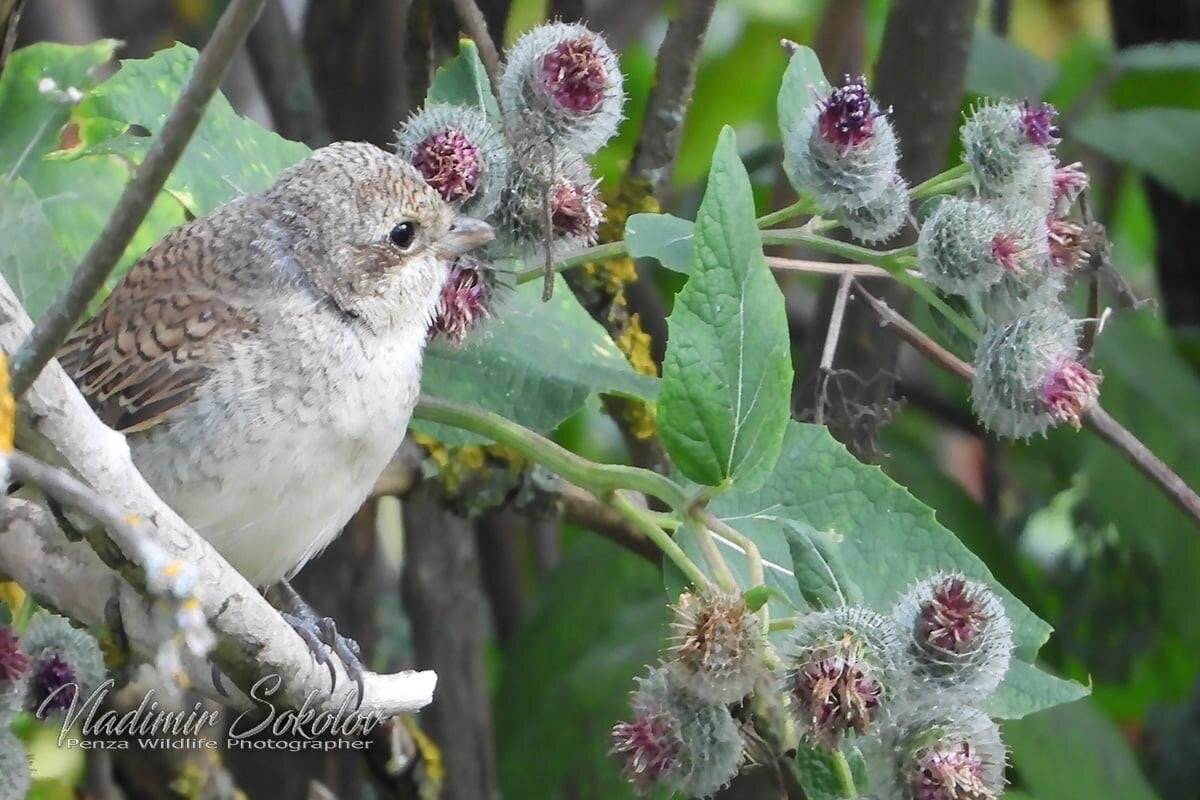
[
  {"left": 245, "top": 0, "right": 330, "bottom": 145},
  {"left": 0, "top": 0, "right": 25, "bottom": 71},
  {"left": 854, "top": 281, "right": 973, "bottom": 379},
  {"left": 815, "top": 272, "right": 854, "bottom": 426},
  {"left": 1082, "top": 405, "right": 1200, "bottom": 525},
  {"left": 855, "top": 281, "right": 1200, "bottom": 529},
  {"left": 9, "top": 0, "right": 267, "bottom": 398},
  {"left": 629, "top": 0, "right": 718, "bottom": 190},
  {"left": 766, "top": 256, "right": 891, "bottom": 279},
  {"left": 449, "top": 0, "right": 502, "bottom": 94}
]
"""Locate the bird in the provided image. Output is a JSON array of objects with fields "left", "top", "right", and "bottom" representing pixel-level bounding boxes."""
[{"left": 57, "top": 141, "right": 494, "bottom": 685}]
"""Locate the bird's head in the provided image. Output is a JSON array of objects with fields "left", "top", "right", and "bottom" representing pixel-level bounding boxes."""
[{"left": 265, "top": 141, "right": 494, "bottom": 331}]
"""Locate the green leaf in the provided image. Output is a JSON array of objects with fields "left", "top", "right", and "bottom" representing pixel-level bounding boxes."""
[
  {"left": 986, "top": 660, "right": 1090, "bottom": 720},
  {"left": 782, "top": 521, "right": 863, "bottom": 609},
  {"left": 624, "top": 212, "right": 694, "bottom": 274},
  {"left": 707, "top": 420, "right": 1083, "bottom": 719},
  {"left": 427, "top": 39, "right": 501, "bottom": 121},
  {"left": 72, "top": 43, "right": 310, "bottom": 217},
  {"left": 776, "top": 43, "right": 829, "bottom": 142},
  {"left": 1113, "top": 41, "right": 1200, "bottom": 71},
  {"left": 658, "top": 127, "right": 793, "bottom": 490},
  {"left": 794, "top": 746, "right": 855, "bottom": 799},
  {"left": 1072, "top": 109, "right": 1200, "bottom": 201},
  {"left": 965, "top": 28, "right": 1057, "bottom": 99},
  {"left": 0, "top": 178, "right": 73, "bottom": 317},
  {"left": 416, "top": 276, "right": 658, "bottom": 445},
  {"left": 1005, "top": 700, "right": 1160, "bottom": 800},
  {"left": 0, "top": 40, "right": 118, "bottom": 179},
  {"left": 494, "top": 535, "right": 669, "bottom": 800}
]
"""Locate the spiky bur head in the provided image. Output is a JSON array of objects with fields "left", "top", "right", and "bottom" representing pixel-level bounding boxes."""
[
  {"left": 611, "top": 666, "right": 743, "bottom": 797},
  {"left": 667, "top": 591, "right": 764, "bottom": 704},
  {"left": 1052, "top": 161, "right": 1089, "bottom": 217},
  {"left": 835, "top": 177, "right": 910, "bottom": 244},
  {"left": 892, "top": 574, "right": 1013, "bottom": 697},
  {"left": 962, "top": 101, "right": 1058, "bottom": 207},
  {"left": 0, "top": 625, "right": 30, "bottom": 722},
  {"left": 495, "top": 143, "right": 605, "bottom": 260},
  {"left": 785, "top": 607, "right": 907, "bottom": 747},
  {"left": 430, "top": 254, "right": 496, "bottom": 345},
  {"left": 971, "top": 306, "right": 1102, "bottom": 438},
  {"left": 0, "top": 730, "right": 31, "bottom": 800},
  {"left": 917, "top": 198, "right": 1049, "bottom": 296},
  {"left": 1047, "top": 217, "right": 1088, "bottom": 272},
  {"left": 864, "top": 706, "right": 1006, "bottom": 800},
  {"left": 783, "top": 77, "right": 900, "bottom": 211},
  {"left": 499, "top": 22, "right": 625, "bottom": 155},
  {"left": 21, "top": 612, "right": 105, "bottom": 716},
  {"left": 394, "top": 103, "right": 510, "bottom": 217}
]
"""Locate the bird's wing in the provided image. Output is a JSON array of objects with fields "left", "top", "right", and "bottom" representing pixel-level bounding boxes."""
[{"left": 57, "top": 226, "right": 260, "bottom": 434}]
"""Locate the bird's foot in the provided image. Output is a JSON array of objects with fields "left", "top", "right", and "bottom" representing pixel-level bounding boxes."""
[{"left": 269, "top": 580, "right": 365, "bottom": 708}]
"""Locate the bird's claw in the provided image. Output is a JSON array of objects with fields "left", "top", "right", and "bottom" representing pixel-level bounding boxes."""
[{"left": 282, "top": 608, "right": 366, "bottom": 709}]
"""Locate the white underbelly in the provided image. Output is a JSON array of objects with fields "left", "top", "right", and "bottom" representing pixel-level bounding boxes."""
[{"left": 133, "top": 329, "right": 423, "bottom": 586}]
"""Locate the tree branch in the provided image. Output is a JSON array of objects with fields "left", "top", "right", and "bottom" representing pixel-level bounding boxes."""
[
  {"left": 9, "top": 0, "right": 267, "bottom": 398},
  {"left": 449, "top": 0, "right": 502, "bottom": 93},
  {"left": 246, "top": 0, "right": 330, "bottom": 146},
  {"left": 0, "top": 275, "right": 436, "bottom": 717},
  {"left": 853, "top": 281, "right": 1200, "bottom": 528},
  {"left": 629, "top": 0, "right": 718, "bottom": 190}
]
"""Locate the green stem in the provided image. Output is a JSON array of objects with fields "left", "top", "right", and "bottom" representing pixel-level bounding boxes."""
[
  {"left": 757, "top": 197, "right": 817, "bottom": 228},
  {"left": 414, "top": 397, "right": 691, "bottom": 509},
  {"left": 690, "top": 523, "right": 739, "bottom": 593},
  {"left": 913, "top": 173, "right": 974, "bottom": 199},
  {"left": 768, "top": 616, "right": 799, "bottom": 632},
  {"left": 760, "top": 229, "right": 979, "bottom": 340},
  {"left": 513, "top": 240, "right": 628, "bottom": 285},
  {"left": 761, "top": 228, "right": 914, "bottom": 264},
  {"left": 611, "top": 493, "right": 712, "bottom": 590},
  {"left": 832, "top": 749, "right": 857, "bottom": 798},
  {"left": 910, "top": 162, "right": 970, "bottom": 199}
]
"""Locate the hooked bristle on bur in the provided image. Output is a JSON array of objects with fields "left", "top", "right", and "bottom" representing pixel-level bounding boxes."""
[
  {"left": 21, "top": 612, "right": 105, "bottom": 717},
  {"left": 863, "top": 705, "right": 1007, "bottom": 800},
  {"left": 961, "top": 100, "right": 1058, "bottom": 209},
  {"left": 495, "top": 143, "right": 605, "bottom": 261},
  {"left": 611, "top": 665, "right": 743, "bottom": 798},
  {"left": 917, "top": 197, "right": 1049, "bottom": 297},
  {"left": 667, "top": 591, "right": 765, "bottom": 704},
  {"left": 834, "top": 176, "right": 910, "bottom": 244},
  {"left": 394, "top": 103, "right": 511, "bottom": 218},
  {"left": 785, "top": 606, "right": 909, "bottom": 747},
  {"left": 892, "top": 573, "right": 1013, "bottom": 697},
  {"left": 499, "top": 22, "right": 625, "bottom": 155},
  {"left": 971, "top": 305, "right": 1101, "bottom": 438},
  {"left": 782, "top": 76, "right": 901, "bottom": 212}
]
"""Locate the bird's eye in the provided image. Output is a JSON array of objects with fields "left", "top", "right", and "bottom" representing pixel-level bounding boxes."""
[{"left": 389, "top": 221, "right": 417, "bottom": 250}]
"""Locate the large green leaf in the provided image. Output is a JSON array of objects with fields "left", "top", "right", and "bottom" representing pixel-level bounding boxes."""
[
  {"left": 494, "top": 535, "right": 670, "bottom": 800},
  {"left": 426, "top": 39, "right": 501, "bottom": 121},
  {"left": 71, "top": 43, "right": 309, "bottom": 216},
  {"left": 706, "top": 420, "right": 1082, "bottom": 719},
  {"left": 985, "top": 660, "right": 1089, "bottom": 720},
  {"left": 1005, "top": 700, "right": 1160, "bottom": 800},
  {"left": 0, "top": 178, "right": 72, "bottom": 317},
  {"left": 965, "top": 28, "right": 1057, "bottom": 99},
  {"left": 417, "top": 276, "right": 658, "bottom": 444},
  {"left": 0, "top": 42, "right": 185, "bottom": 308},
  {"left": 658, "top": 127, "right": 793, "bottom": 490},
  {"left": 1072, "top": 109, "right": 1200, "bottom": 200}
]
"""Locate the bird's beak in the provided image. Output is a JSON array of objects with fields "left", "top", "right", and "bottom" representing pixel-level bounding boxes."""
[{"left": 441, "top": 216, "right": 494, "bottom": 257}]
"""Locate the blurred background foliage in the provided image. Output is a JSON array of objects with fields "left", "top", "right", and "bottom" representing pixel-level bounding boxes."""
[{"left": 2, "top": 0, "right": 1199, "bottom": 798}]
